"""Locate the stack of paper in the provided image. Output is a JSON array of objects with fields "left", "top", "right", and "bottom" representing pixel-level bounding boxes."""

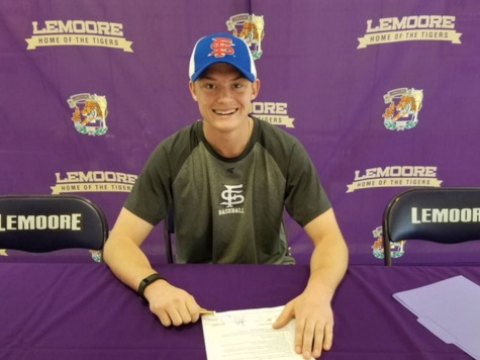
[
  {"left": 202, "top": 306, "right": 304, "bottom": 360},
  {"left": 393, "top": 275, "right": 480, "bottom": 359}
]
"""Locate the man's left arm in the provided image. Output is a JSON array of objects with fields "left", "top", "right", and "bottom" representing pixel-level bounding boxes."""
[{"left": 273, "top": 208, "right": 349, "bottom": 359}]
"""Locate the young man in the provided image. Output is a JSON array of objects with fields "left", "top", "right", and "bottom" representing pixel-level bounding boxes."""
[{"left": 104, "top": 32, "right": 348, "bottom": 360}]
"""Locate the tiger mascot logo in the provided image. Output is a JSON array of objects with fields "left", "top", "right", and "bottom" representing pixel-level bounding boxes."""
[
  {"left": 226, "top": 13, "right": 265, "bottom": 60},
  {"left": 371, "top": 226, "right": 406, "bottom": 260},
  {"left": 68, "top": 93, "right": 108, "bottom": 136},
  {"left": 383, "top": 88, "right": 423, "bottom": 131}
]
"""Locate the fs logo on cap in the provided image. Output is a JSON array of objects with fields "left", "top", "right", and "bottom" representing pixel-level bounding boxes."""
[
  {"left": 210, "top": 37, "right": 235, "bottom": 58},
  {"left": 189, "top": 32, "right": 257, "bottom": 82}
]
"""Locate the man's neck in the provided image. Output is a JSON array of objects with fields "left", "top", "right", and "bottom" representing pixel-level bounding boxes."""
[{"left": 203, "top": 117, "right": 254, "bottom": 158}]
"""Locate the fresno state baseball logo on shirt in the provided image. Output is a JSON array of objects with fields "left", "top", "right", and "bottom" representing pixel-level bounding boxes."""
[{"left": 219, "top": 184, "right": 245, "bottom": 215}]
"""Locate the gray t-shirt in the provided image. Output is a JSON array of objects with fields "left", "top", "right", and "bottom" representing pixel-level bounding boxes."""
[{"left": 125, "top": 117, "right": 331, "bottom": 264}]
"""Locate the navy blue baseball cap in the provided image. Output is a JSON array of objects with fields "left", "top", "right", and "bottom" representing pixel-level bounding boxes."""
[{"left": 189, "top": 32, "right": 257, "bottom": 82}]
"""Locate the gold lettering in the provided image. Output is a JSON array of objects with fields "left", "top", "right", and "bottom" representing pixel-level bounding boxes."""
[{"left": 31, "top": 20, "right": 125, "bottom": 36}]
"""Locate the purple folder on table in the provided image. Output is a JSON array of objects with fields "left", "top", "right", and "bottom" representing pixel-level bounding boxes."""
[{"left": 393, "top": 275, "right": 480, "bottom": 360}]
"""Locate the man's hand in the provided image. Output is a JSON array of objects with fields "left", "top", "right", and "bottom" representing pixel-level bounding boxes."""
[
  {"left": 272, "top": 287, "right": 334, "bottom": 360},
  {"left": 144, "top": 280, "right": 205, "bottom": 327}
]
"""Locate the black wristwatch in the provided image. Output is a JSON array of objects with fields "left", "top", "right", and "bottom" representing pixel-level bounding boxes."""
[{"left": 137, "top": 273, "right": 166, "bottom": 302}]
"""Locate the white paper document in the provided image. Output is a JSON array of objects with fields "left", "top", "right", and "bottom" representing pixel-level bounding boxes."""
[
  {"left": 393, "top": 275, "right": 480, "bottom": 360},
  {"left": 201, "top": 306, "right": 303, "bottom": 360}
]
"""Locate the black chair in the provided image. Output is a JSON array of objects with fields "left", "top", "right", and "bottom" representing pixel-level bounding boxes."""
[
  {"left": 0, "top": 195, "right": 108, "bottom": 259},
  {"left": 163, "top": 210, "right": 175, "bottom": 263},
  {"left": 382, "top": 188, "right": 480, "bottom": 266}
]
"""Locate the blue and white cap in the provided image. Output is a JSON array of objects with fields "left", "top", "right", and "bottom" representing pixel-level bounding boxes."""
[{"left": 189, "top": 32, "right": 257, "bottom": 82}]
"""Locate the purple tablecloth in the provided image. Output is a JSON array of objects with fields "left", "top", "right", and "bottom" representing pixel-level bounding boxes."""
[{"left": 0, "top": 262, "right": 477, "bottom": 360}]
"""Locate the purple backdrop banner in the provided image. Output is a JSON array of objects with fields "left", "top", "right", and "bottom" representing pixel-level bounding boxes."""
[{"left": 1, "top": 0, "right": 479, "bottom": 264}]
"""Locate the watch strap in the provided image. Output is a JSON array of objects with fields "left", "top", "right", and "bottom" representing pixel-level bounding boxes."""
[{"left": 137, "top": 273, "right": 166, "bottom": 302}]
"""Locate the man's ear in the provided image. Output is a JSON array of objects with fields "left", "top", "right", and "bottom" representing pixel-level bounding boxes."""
[
  {"left": 251, "top": 79, "right": 261, "bottom": 100},
  {"left": 189, "top": 81, "right": 198, "bottom": 101}
]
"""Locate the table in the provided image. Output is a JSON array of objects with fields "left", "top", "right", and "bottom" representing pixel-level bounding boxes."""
[{"left": 0, "top": 261, "right": 477, "bottom": 360}]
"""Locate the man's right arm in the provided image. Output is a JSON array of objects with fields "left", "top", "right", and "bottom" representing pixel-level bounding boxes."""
[{"left": 103, "top": 207, "right": 204, "bottom": 326}]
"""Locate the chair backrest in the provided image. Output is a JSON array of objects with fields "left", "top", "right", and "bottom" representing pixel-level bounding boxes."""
[
  {"left": 0, "top": 195, "right": 108, "bottom": 254},
  {"left": 163, "top": 210, "right": 175, "bottom": 263},
  {"left": 382, "top": 188, "right": 480, "bottom": 266}
]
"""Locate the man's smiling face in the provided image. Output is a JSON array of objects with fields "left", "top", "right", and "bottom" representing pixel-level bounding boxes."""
[{"left": 189, "top": 63, "right": 260, "bottom": 134}]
